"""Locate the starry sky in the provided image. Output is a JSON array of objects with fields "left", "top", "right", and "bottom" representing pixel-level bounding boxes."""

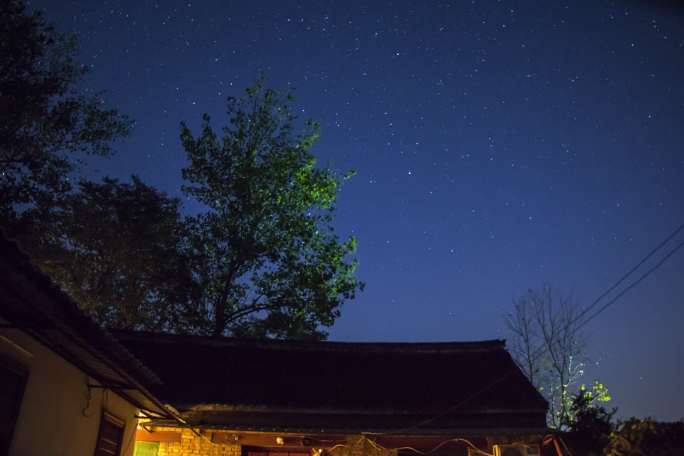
[{"left": 30, "top": 0, "right": 684, "bottom": 421}]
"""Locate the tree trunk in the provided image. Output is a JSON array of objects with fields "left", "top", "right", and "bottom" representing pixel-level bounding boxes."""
[{"left": 213, "top": 298, "right": 226, "bottom": 336}]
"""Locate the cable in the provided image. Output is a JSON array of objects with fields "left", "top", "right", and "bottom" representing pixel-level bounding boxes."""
[
  {"left": 542, "top": 435, "right": 565, "bottom": 456},
  {"left": 557, "top": 435, "right": 573, "bottom": 456},
  {"left": 380, "top": 370, "right": 517, "bottom": 434},
  {"left": 524, "top": 229, "right": 684, "bottom": 376},
  {"left": 570, "top": 221, "right": 684, "bottom": 330},
  {"left": 391, "top": 438, "right": 492, "bottom": 455},
  {"left": 330, "top": 435, "right": 492, "bottom": 456},
  {"left": 383, "top": 221, "right": 684, "bottom": 435},
  {"left": 574, "top": 236, "right": 684, "bottom": 332},
  {"left": 524, "top": 222, "right": 684, "bottom": 371}
]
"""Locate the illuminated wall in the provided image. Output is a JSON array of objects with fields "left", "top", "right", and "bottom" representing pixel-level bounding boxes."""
[{"left": 0, "top": 326, "right": 138, "bottom": 456}]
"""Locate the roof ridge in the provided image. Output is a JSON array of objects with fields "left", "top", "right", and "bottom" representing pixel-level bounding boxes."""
[{"left": 113, "top": 329, "right": 506, "bottom": 352}]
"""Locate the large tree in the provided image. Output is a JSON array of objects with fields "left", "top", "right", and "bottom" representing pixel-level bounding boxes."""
[
  {"left": 180, "top": 81, "right": 363, "bottom": 338},
  {"left": 0, "top": 0, "right": 131, "bottom": 224},
  {"left": 0, "top": 1, "right": 362, "bottom": 337},
  {"left": 0, "top": 1, "right": 196, "bottom": 332}
]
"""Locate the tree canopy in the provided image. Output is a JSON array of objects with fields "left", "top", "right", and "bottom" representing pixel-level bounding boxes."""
[
  {"left": 0, "top": 0, "right": 131, "bottom": 223},
  {"left": 180, "top": 81, "right": 363, "bottom": 338},
  {"left": 1, "top": 0, "right": 362, "bottom": 339},
  {"left": 0, "top": 0, "right": 188, "bottom": 332},
  {"left": 30, "top": 176, "right": 196, "bottom": 331}
]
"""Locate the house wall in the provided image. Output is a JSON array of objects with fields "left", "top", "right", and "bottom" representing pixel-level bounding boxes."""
[
  {"left": 0, "top": 327, "right": 138, "bottom": 456},
  {"left": 330, "top": 436, "right": 397, "bottom": 456},
  {"left": 143, "top": 428, "right": 242, "bottom": 456},
  {"left": 137, "top": 430, "right": 396, "bottom": 456}
]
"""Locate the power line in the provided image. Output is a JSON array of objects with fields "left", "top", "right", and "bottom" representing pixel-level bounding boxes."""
[
  {"left": 385, "top": 221, "right": 684, "bottom": 434},
  {"left": 528, "top": 220, "right": 684, "bottom": 361},
  {"left": 529, "top": 223, "right": 684, "bottom": 369},
  {"left": 575, "top": 236, "right": 684, "bottom": 332},
  {"left": 571, "top": 221, "right": 684, "bottom": 328}
]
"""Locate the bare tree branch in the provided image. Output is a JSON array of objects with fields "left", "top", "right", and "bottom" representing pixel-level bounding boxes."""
[{"left": 505, "top": 284, "right": 586, "bottom": 429}]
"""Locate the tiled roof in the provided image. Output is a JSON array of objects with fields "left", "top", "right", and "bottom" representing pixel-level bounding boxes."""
[
  {"left": 115, "top": 330, "right": 548, "bottom": 432},
  {"left": 0, "top": 233, "right": 167, "bottom": 416}
]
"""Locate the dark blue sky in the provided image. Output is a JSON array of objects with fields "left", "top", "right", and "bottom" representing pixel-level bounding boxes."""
[{"left": 31, "top": 0, "right": 684, "bottom": 420}]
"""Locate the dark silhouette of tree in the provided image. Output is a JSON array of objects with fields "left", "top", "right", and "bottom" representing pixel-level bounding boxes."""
[
  {"left": 180, "top": 81, "right": 363, "bottom": 338},
  {"left": 567, "top": 382, "right": 616, "bottom": 455},
  {"left": 0, "top": 2, "right": 362, "bottom": 337},
  {"left": 27, "top": 177, "right": 197, "bottom": 331},
  {"left": 0, "top": 0, "right": 131, "bottom": 223},
  {"left": 605, "top": 419, "right": 684, "bottom": 455},
  {"left": 0, "top": 1, "right": 196, "bottom": 332}
]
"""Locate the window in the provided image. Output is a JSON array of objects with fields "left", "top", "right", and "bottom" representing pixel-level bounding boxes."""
[
  {"left": 94, "top": 412, "right": 125, "bottom": 456},
  {"left": 0, "top": 356, "right": 28, "bottom": 456}
]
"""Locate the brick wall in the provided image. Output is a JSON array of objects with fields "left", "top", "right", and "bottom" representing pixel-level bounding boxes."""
[
  {"left": 153, "top": 429, "right": 241, "bottom": 456},
  {"left": 140, "top": 431, "right": 395, "bottom": 456}
]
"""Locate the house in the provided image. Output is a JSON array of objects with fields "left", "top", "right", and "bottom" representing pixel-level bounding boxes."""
[
  {"left": 1, "top": 232, "right": 549, "bottom": 456},
  {"left": 114, "top": 331, "right": 549, "bottom": 456},
  {"left": 0, "top": 235, "right": 178, "bottom": 456}
]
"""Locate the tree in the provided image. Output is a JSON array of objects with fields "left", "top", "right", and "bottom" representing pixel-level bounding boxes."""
[
  {"left": 26, "top": 176, "right": 197, "bottom": 331},
  {"left": 0, "top": 0, "right": 131, "bottom": 224},
  {"left": 605, "top": 419, "right": 684, "bottom": 456},
  {"left": 0, "top": 1, "right": 196, "bottom": 332},
  {"left": 505, "top": 284, "right": 586, "bottom": 428},
  {"left": 0, "top": 1, "right": 193, "bottom": 332},
  {"left": 180, "top": 81, "right": 363, "bottom": 339},
  {"left": 1, "top": 2, "right": 362, "bottom": 337},
  {"left": 568, "top": 381, "right": 615, "bottom": 455}
]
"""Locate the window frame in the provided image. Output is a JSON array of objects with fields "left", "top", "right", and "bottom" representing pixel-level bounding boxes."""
[
  {"left": 0, "top": 354, "right": 29, "bottom": 456},
  {"left": 93, "top": 411, "right": 126, "bottom": 456}
]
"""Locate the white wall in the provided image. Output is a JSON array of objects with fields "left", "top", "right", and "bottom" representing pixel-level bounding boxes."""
[{"left": 0, "top": 327, "right": 138, "bottom": 456}]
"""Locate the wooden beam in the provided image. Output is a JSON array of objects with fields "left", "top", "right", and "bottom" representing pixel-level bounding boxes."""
[
  {"left": 212, "top": 433, "right": 314, "bottom": 447},
  {"left": 136, "top": 429, "right": 181, "bottom": 443}
]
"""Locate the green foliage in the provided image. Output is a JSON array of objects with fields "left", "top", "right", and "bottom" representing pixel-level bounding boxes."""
[
  {"left": 567, "top": 382, "right": 616, "bottom": 454},
  {"left": 579, "top": 381, "right": 612, "bottom": 404},
  {"left": 605, "top": 419, "right": 684, "bottom": 456},
  {"left": 0, "top": 0, "right": 131, "bottom": 221},
  {"left": 19, "top": 177, "right": 196, "bottom": 331},
  {"left": 564, "top": 385, "right": 684, "bottom": 456},
  {"left": 180, "top": 79, "right": 363, "bottom": 338},
  {"left": 0, "top": 2, "right": 361, "bottom": 337}
]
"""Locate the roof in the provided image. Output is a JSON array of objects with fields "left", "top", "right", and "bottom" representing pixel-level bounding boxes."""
[
  {"left": 0, "top": 233, "right": 170, "bottom": 417},
  {"left": 0, "top": 230, "right": 548, "bottom": 434},
  {"left": 115, "top": 330, "right": 548, "bottom": 433}
]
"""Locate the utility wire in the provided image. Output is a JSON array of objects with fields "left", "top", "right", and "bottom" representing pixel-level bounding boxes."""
[
  {"left": 526, "top": 220, "right": 684, "bottom": 366},
  {"left": 384, "top": 221, "right": 684, "bottom": 434},
  {"left": 531, "top": 223, "right": 684, "bottom": 362},
  {"left": 574, "top": 236, "right": 684, "bottom": 332},
  {"left": 527, "top": 223, "right": 684, "bottom": 373},
  {"left": 571, "top": 221, "right": 684, "bottom": 327}
]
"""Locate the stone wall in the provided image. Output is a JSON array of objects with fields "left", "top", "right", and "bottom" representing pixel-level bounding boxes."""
[
  {"left": 152, "top": 429, "right": 241, "bottom": 456},
  {"left": 137, "top": 431, "right": 395, "bottom": 456}
]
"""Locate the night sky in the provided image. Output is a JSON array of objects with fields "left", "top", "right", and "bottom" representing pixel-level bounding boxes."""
[{"left": 30, "top": 0, "right": 684, "bottom": 420}]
